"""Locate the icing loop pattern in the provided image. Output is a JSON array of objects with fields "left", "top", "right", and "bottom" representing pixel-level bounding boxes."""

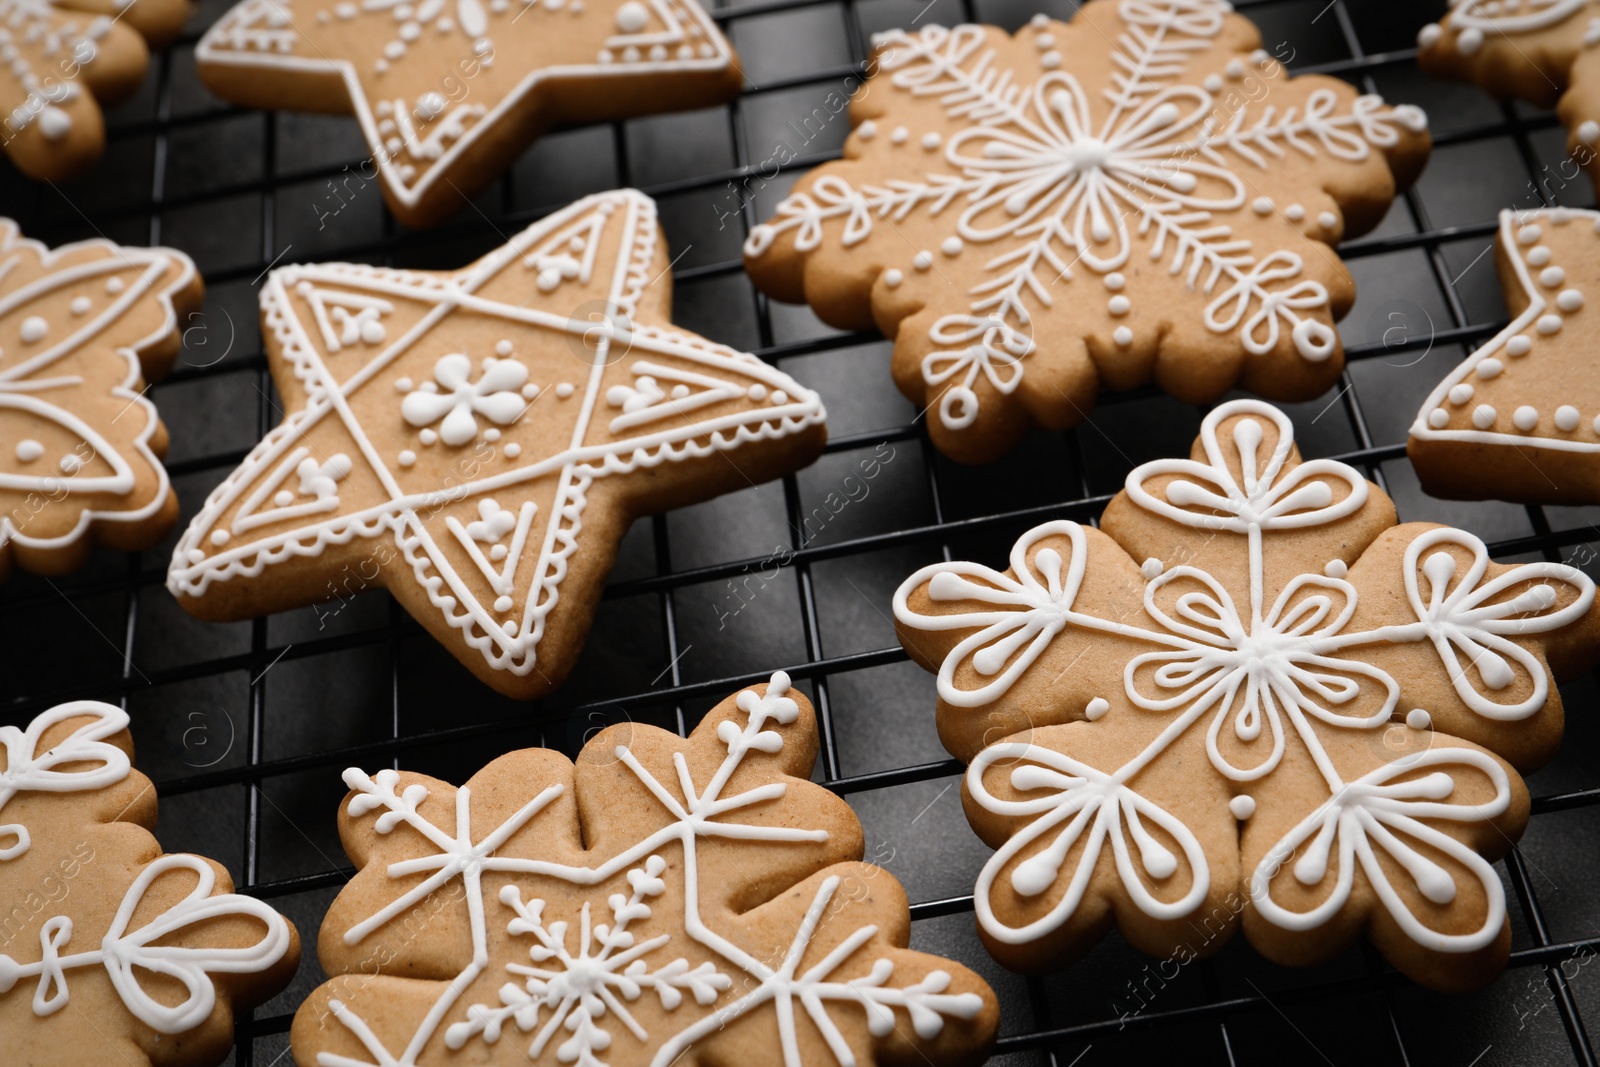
[
  {"left": 894, "top": 399, "right": 1595, "bottom": 972},
  {"left": 745, "top": 3, "right": 1428, "bottom": 443},
  {"left": 305, "top": 672, "right": 991, "bottom": 1066}
]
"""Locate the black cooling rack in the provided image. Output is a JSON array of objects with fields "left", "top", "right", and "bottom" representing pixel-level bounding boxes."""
[{"left": 7, "top": 0, "right": 1600, "bottom": 1063}]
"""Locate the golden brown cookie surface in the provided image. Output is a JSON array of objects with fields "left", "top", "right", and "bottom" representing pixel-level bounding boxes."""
[
  {"left": 292, "top": 672, "right": 999, "bottom": 1067},
  {"left": 1410, "top": 207, "right": 1600, "bottom": 504},
  {"left": 195, "top": 0, "right": 742, "bottom": 228},
  {"left": 166, "top": 190, "right": 827, "bottom": 700},
  {"left": 0, "top": 702, "right": 300, "bottom": 1067},
  {"left": 743, "top": 2, "right": 1431, "bottom": 463},
  {"left": 893, "top": 399, "right": 1600, "bottom": 990},
  {"left": 0, "top": 219, "right": 199, "bottom": 583}
]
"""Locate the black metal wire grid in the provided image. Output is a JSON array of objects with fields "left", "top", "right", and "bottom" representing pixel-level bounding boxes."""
[{"left": 7, "top": 0, "right": 1600, "bottom": 1063}]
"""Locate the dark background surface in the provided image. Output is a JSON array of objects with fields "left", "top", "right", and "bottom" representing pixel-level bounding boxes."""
[{"left": 5, "top": 0, "right": 1600, "bottom": 1063}]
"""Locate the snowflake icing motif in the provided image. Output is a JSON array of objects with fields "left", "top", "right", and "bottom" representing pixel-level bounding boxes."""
[
  {"left": 303, "top": 672, "right": 994, "bottom": 1066},
  {"left": 893, "top": 399, "right": 1598, "bottom": 986},
  {"left": 745, "top": 1, "right": 1429, "bottom": 461}
]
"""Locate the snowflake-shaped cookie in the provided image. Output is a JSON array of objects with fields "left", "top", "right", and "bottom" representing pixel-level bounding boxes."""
[
  {"left": 0, "top": 219, "right": 199, "bottom": 584},
  {"left": 0, "top": 702, "right": 299, "bottom": 1066},
  {"left": 196, "top": 0, "right": 741, "bottom": 228},
  {"left": 293, "top": 672, "right": 998, "bottom": 1066},
  {"left": 0, "top": 0, "right": 192, "bottom": 180},
  {"left": 894, "top": 399, "right": 1600, "bottom": 989},
  {"left": 1410, "top": 207, "right": 1600, "bottom": 503},
  {"left": 166, "top": 190, "right": 826, "bottom": 700},
  {"left": 745, "top": 1, "right": 1431, "bottom": 463},
  {"left": 1418, "top": 0, "right": 1600, "bottom": 190}
]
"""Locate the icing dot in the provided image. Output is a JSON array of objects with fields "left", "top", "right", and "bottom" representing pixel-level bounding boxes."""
[
  {"left": 1141, "top": 557, "right": 1163, "bottom": 579},
  {"left": 913, "top": 251, "right": 933, "bottom": 270},
  {"left": 522, "top": 384, "right": 541, "bottom": 400},
  {"left": 771, "top": 390, "right": 788, "bottom": 405},
  {"left": 1318, "top": 211, "right": 1338, "bottom": 230},
  {"left": 1557, "top": 405, "right": 1581, "bottom": 432},
  {"left": 58, "top": 453, "right": 82, "bottom": 473},
  {"left": 921, "top": 132, "right": 941, "bottom": 151},
  {"left": 1108, "top": 295, "right": 1130, "bottom": 316},
  {"left": 205, "top": 529, "right": 229, "bottom": 549},
  {"left": 747, "top": 384, "right": 768, "bottom": 401},
  {"left": 1594, "top": 414, "right": 1600, "bottom": 434},
  {"left": 1285, "top": 203, "right": 1305, "bottom": 222},
  {"left": 69, "top": 295, "right": 90, "bottom": 315},
  {"left": 614, "top": 0, "right": 648, "bottom": 31},
  {"left": 1538, "top": 314, "right": 1563, "bottom": 335},
  {"left": 504, "top": 443, "right": 522, "bottom": 458},
  {"left": 14, "top": 439, "right": 43, "bottom": 461},
  {"left": 1472, "top": 404, "right": 1497, "bottom": 429},
  {"left": 1229, "top": 795, "right": 1256, "bottom": 820},
  {"left": 1518, "top": 225, "right": 1542, "bottom": 246},
  {"left": 883, "top": 269, "right": 903, "bottom": 288},
  {"left": 1514, "top": 405, "right": 1539, "bottom": 431},
  {"left": 1104, "top": 272, "right": 1126, "bottom": 291},
  {"left": 1406, "top": 708, "right": 1431, "bottom": 731},
  {"left": 1085, "top": 697, "right": 1110, "bottom": 721},
  {"left": 1448, "top": 383, "right": 1474, "bottom": 405},
  {"left": 941, "top": 237, "right": 963, "bottom": 256},
  {"left": 398, "top": 449, "right": 416, "bottom": 467},
  {"left": 890, "top": 126, "right": 909, "bottom": 144},
  {"left": 1252, "top": 197, "right": 1273, "bottom": 215},
  {"left": 1476, "top": 358, "right": 1503, "bottom": 380},
  {"left": 1204, "top": 74, "right": 1224, "bottom": 93},
  {"left": 1559, "top": 288, "right": 1585, "bottom": 312},
  {"left": 1324, "top": 559, "right": 1348, "bottom": 579},
  {"left": 1113, "top": 326, "right": 1133, "bottom": 346},
  {"left": 1582, "top": 121, "right": 1600, "bottom": 145},
  {"left": 555, "top": 382, "right": 575, "bottom": 398},
  {"left": 420, "top": 428, "right": 438, "bottom": 445},
  {"left": 484, "top": 428, "right": 501, "bottom": 442},
  {"left": 105, "top": 276, "right": 124, "bottom": 294},
  {"left": 1506, "top": 335, "right": 1533, "bottom": 357},
  {"left": 495, "top": 339, "right": 513, "bottom": 356},
  {"left": 1528, "top": 246, "right": 1552, "bottom": 267},
  {"left": 19, "top": 316, "right": 46, "bottom": 342},
  {"left": 1040, "top": 51, "right": 1061, "bottom": 69},
  {"left": 1540, "top": 266, "right": 1566, "bottom": 288},
  {"left": 273, "top": 490, "right": 294, "bottom": 507},
  {"left": 1428, "top": 407, "right": 1449, "bottom": 428},
  {"left": 1029, "top": 13, "right": 1048, "bottom": 26},
  {"left": 494, "top": 595, "right": 514, "bottom": 613},
  {"left": 395, "top": 377, "right": 414, "bottom": 392},
  {"left": 1035, "top": 31, "right": 1054, "bottom": 47},
  {"left": 857, "top": 120, "right": 877, "bottom": 140}
]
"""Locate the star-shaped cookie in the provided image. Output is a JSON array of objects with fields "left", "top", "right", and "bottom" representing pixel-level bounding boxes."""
[
  {"left": 166, "top": 189, "right": 827, "bottom": 699},
  {"left": 744, "top": 2, "right": 1431, "bottom": 463},
  {"left": 0, "top": 701, "right": 300, "bottom": 1067},
  {"left": 195, "top": 0, "right": 742, "bottom": 228},
  {"left": 0, "top": 219, "right": 199, "bottom": 584},
  {"left": 1411, "top": 207, "right": 1600, "bottom": 504},
  {"left": 1418, "top": 0, "right": 1600, "bottom": 187},
  {"left": 296, "top": 672, "right": 997, "bottom": 1066}
]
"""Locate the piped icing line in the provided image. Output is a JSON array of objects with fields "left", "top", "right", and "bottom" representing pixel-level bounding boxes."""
[
  {"left": 1411, "top": 207, "right": 1600, "bottom": 452},
  {"left": 0, "top": 702, "right": 294, "bottom": 1034},
  {"left": 894, "top": 398, "right": 1592, "bottom": 950},
  {"left": 314, "top": 672, "right": 987, "bottom": 1067},
  {"left": 0, "top": 220, "right": 195, "bottom": 555}
]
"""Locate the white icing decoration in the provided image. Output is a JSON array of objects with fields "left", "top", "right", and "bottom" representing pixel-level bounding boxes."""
[
  {"left": 1429, "top": 407, "right": 1449, "bottom": 428},
  {"left": 1412, "top": 208, "right": 1600, "bottom": 466},
  {"left": 166, "top": 192, "right": 827, "bottom": 684},
  {"left": 1228, "top": 794, "right": 1255, "bottom": 820},
  {"left": 1406, "top": 708, "right": 1431, "bottom": 731},
  {"left": 895, "top": 399, "right": 1594, "bottom": 949},
  {"left": 0, "top": 221, "right": 195, "bottom": 562},
  {"left": 68, "top": 295, "right": 89, "bottom": 315},
  {"left": 0, "top": 703, "right": 291, "bottom": 1030},
  {"left": 1085, "top": 697, "right": 1109, "bottom": 720},
  {"left": 884, "top": 269, "right": 903, "bottom": 288},
  {"left": 320, "top": 673, "right": 983, "bottom": 1066},
  {"left": 194, "top": 0, "right": 734, "bottom": 212},
  {"left": 744, "top": 10, "right": 1423, "bottom": 434}
]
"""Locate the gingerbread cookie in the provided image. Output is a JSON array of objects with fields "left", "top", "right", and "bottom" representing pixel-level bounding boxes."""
[
  {"left": 0, "top": 219, "right": 199, "bottom": 584},
  {"left": 166, "top": 190, "right": 827, "bottom": 699},
  {"left": 195, "top": 0, "right": 742, "bottom": 229},
  {"left": 1410, "top": 207, "right": 1600, "bottom": 504},
  {"left": 0, "top": 701, "right": 300, "bottom": 1066},
  {"left": 893, "top": 399, "right": 1600, "bottom": 990},
  {"left": 0, "top": 0, "right": 191, "bottom": 180},
  {"left": 744, "top": 3, "right": 1431, "bottom": 464},
  {"left": 1417, "top": 1, "right": 1600, "bottom": 190},
  {"left": 292, "top": 671, "right": 998, "bottom": 1066}
]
